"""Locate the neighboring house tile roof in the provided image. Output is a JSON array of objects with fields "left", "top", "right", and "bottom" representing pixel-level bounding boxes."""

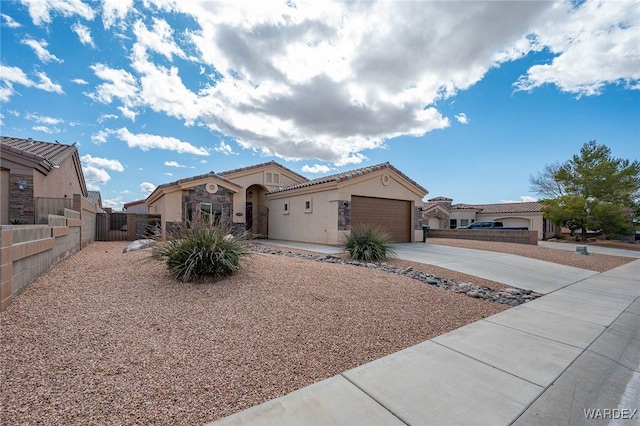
[
  {"left": 1, "top": 136, "right": 77, "bottom": 170},
  {"left": 219, "top": 160, "right": 309, "bottom": 182},
  {"left": 268, "top": 162, "right": 427, "bottom": 194},
  {"left": 87, "top": 191, "right": 102, "bottom": 206},
  {"left": 468, "top": 201, "right": 543, "bottom": 214},
  {"left": 123, "top": 199, "right": 146, "bottom": 208},
  {"left": 152, "top": 171, "right": 243, "bottom": 193}
]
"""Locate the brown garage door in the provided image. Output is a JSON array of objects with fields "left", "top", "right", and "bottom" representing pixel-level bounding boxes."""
[{"left": 351, "top": 196, "right": 411, "bottom": 243}]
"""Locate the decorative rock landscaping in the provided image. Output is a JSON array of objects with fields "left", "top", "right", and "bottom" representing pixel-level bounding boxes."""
[{"left": 252, "top": 244, "right": 543, "bottom": 306}]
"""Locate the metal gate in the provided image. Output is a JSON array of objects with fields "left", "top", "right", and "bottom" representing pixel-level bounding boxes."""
[{"left": 96, "top": 212, "right": 129, "bottom": 241}]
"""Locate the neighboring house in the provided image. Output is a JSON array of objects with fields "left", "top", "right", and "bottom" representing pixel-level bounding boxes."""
[
  {"left": 87, "top": 190, "right": 103, "bottom": 208},
  {"left": 123, "top": 199, "right": 148, "bottom": 214},
  {"left": 146, "top": 161, "right": 428, "bottom": 244},
  {"left": 1, "top": 136, "right": 87, "bottom": 224},
  {"left": 421, "top": 196, "right": 558, "bottom": 240}
]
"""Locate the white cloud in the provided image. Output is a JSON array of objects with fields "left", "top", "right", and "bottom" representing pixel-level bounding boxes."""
[
  {"left": 140, "top": 181, "right": 156, "bottom": 195},
  {"left": 0, "top": 65, "right": 65, "bottom": 101},
  {"left": 102, "top": 0, "right": 134, "bottom": 29},
  {"left": 302, "top": 164, "right": 331, "bottom": 174},
  {"left": 20, "top": 0, "right": 95, "bottom": 26},
  {"left": 22, "top": 38, "right": 63, "bottom": 63},
  {"left": 81, "top": 154, "right": 125, "bottom": 172},
  {"left": 454, "top": 113, "right": 469, "bottom": 125},
  {"left": 71, "top": 22, "right": 96, "bottom": 47},
  {"left": 88, "top": 63, "right": 139, "bottom": 105},
  {"left": 91, "top": 129, "right": 113, "bottom": 144},
  {"left": 71, "top": 78, "right": 88, "bottom": 84},
  {"left": 83, "top": 165, "right": 111, "bottom": 184},
  {"left": 213, "top": 141, "right": 235, "bottom": 155},
  {"left": 32, "top": 125, "right": 59, "bottom": 133},
  {"left": 102, "top": 196, "right": 124, "bottom": 210},
  {"left": 114, "top": 127, "right": 209, "bottom": 156},
  {"left": 514, "top": 1, "right": 640, "bottom": 96},
  {"left": 2, "top": 13, "right": 22, "bottom": 28},
  {"left": 98, "top": 113, "right": 118, "bottom": 123},
  {"left": 25, "top": 113, "right": 64, "bottom": 125},
  {"left": 132, "top": 18, "right": 187, "bottom": 62},
  {"left": 164, "top": 160, "right": 186, "bottom": 168},
  {"left": 501, "top": 196, "right": 539, "bottom": 203}
]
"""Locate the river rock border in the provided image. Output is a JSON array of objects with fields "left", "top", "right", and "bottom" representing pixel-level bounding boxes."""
[{"left": 252, "top": 244, "right": 542, "bottom": 306}]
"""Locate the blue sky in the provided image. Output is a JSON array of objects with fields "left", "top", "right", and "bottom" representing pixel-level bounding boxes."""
[{"left": 1, "top": 0, "right": 638, "bottom": 210}]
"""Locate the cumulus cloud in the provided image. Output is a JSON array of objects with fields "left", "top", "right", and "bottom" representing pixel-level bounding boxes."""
[
  {"left": 22, "top": 38, "right": 63, "bottom": 63},
  {"left": 213, "top": 141, "right": 235, "bottom": 155},
  {"left": 68, "top": 1, "right": 639, "bottom": 168},
  {"left": 71, "top": 78, "right": 88, "bottom": 84},
  {"left": 302, "top": 164, "right": 331, "bottom": 174},
  {"left": 20, "top": 0, "right": 95, "bottom": 26},
  {"left": 1, "top": 66, "right": 65, "bottom": 100},
  {"left": 114, "top": 127, "right": 209, "bottom": 155},
  {"left": 513, "top": 1, "right": 640, "bottom": 96},
  {"left": 454, "top": 113, "right": 469, "bottom": 125},
  {"left": 83, "top": 165, "right": 111, "bottom": 184},
  {"left": 32, "top": 125, "right": 59, "bottom": 133},
  {"left": 102, "top": 0, "right": 134, "bottom": 29},
  {"left": 2, "top": 13, "right": 22, "bottom": 28},
  {"left": 501, "top": 196, "right": 539, "bottom": 203},
  {"left": 25, "top": 113, "right": 63, "bottom": 125},
  {"left": 81, "top": 154, "right": 125, "bottom": 172},
  {"left": 164, "top": 160, "right": 186, "bottom": 168},
  {"left": 71, "top": 22, "right": 96, "bottom": 47},
  {"left": 140, "top": 181, "right": 156, "bottom": 195}
]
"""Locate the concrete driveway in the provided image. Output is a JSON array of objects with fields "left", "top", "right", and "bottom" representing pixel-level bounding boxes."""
[
  {"left": 212, "top": 240, "right": 640, "bottom": 426},
  {"left": 264, "top": 239, "right": 602, "bottom": 294}
]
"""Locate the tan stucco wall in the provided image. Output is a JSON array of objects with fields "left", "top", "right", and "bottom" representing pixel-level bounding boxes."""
[
  {"left": 33, "top": 156, "right": 83, "bottom": 199},
  {"left": 267, "top": 191, "right": 340, "bottom": 244},
  {"left": 149, "top": 191, "right": 183, "bottom": 235},
  {"left": 268, "top": 169, "right": 425, "bottom": 245}
]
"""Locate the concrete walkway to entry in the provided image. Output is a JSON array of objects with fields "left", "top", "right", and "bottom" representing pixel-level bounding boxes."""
[{"left": 210, "top": 241, "right": 640, "bottom": 425}]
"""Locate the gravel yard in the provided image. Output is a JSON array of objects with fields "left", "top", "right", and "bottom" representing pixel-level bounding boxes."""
[{"left": 1, "top": 239, "right": 634, "bottom": 425}]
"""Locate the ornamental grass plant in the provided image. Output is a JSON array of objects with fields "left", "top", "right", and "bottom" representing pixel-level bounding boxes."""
[
  {"left": 153, "top": 216, "right": 251, "bottom": 282},
  {"left": 343, "top": 224, "right": 396, "bottom": 262}
]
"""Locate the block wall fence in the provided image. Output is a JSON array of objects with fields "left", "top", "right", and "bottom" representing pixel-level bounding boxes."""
[
  {"left": 1, "top": 194, "right": 99, "bottom": 311},
  {"left": 426, "top": 229, "right": 538, "bottom": 245}
]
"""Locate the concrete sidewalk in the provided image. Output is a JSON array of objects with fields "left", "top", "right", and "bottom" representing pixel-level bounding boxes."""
[{"left": 209, "top": 242, "right": 639, "bottom": 425}]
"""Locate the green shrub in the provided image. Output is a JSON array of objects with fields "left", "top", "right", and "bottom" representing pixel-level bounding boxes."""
[
  {"left": 343, "top": 224, "right": 396, "bottom": 262},
  {"left": 153, "top": 217, "right": 251, "bottom": 282},
  {"left": 10, "top": 219, "right": 26, "bottom": 225}
]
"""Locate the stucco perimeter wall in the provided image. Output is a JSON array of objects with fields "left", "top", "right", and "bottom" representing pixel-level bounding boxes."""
[
  {"left": 427, "top": 229, "right": 538, "bottom": 245},
  {"left": 0, "top": 210, "right": 83, "bottom": 311},
  {"left": 476, "top": 212, "right": 544, "bottom": 240}
]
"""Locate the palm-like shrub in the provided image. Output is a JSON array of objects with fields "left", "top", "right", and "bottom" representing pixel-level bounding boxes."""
[
  {"left": 153, "top": 217, "right": 250, "bottom": 282},
  {"left": 343, "top": 224, "right": 396, "bottom": 262}
]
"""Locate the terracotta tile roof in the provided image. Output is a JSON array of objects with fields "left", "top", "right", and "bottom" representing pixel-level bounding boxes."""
[
  {"left": 471, "top": 201, "right": 543, "bottom": 214},
  {"left": 422, "top": 201, "right": 451, "bottom": 213},
  {"left": 219, "top": 160, "right": 308, "bottom": 183},
  {"left": 451, "top": 201, "right": 542, "bottom": 214},
  {"left": 268, "top": 162, "right": 427, "bottom": 194},
  {"left": 153, "top": 171, "right": 243, "bottom": 193},
  {"left": 1, "top": 135, "right": 77, "bottom": 169}
]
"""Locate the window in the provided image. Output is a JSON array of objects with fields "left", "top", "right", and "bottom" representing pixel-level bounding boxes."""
[
  {"left": 460, "top": 219, "right": 469, "bottom": 227},
  {"left": 200, "top": 202, "right": 222, "bottom": 224},
  {"left": 450, "top": 219, "right": 457, "bottom": 229},
  {"left": 283, "top": 202, "right": 289, "bottom": 215},
  {"left": 304, "top": 198, "right": 313, "bottom": 213},
  {"left": 273, "top": 173, "right": 279, "bottom": 184},
  {"left": 266, "top": 172, "right": 272, "bottom": 183}
]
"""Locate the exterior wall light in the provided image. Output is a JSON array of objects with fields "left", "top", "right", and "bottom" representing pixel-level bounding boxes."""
[{"left": 18, "top": 179, "right": 27, "bottom": 190}]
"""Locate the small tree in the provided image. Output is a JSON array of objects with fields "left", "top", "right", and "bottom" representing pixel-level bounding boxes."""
[{"left": 530, "top": 141, "right": 640, "bottom": 241}]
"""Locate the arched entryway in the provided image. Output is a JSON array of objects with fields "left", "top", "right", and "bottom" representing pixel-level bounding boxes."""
[{"left": 245, "top": 184, "right": 269, "bottom": 238}]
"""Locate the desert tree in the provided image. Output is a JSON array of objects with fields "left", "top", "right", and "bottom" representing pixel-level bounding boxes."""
[{"left": 529, "top": 141, "right": 640, "bottom": 241}]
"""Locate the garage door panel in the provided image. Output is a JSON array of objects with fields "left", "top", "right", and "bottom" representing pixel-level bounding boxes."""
[{"left": 351, "top": 196, "right": 411, "bottom": 243}]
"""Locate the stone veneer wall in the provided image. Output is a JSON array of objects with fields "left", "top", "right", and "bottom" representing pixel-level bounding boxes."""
[
  {"left": 9, "top": 174, "right": 34, "bottom": 224},
  {"left": 426, "top": 229, "right": 538, "bottom": 245},
  {"left": 0, "top": 209, "right": 82, "bottom": 311},
  {"left": 182, "top": 184, "right": 234, "bottom": 222}
]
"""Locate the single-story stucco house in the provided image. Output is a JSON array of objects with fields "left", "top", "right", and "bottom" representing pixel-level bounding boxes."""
[
  {"left": 421, "top": 196, "right": 558, "bottom": 240},
  {"left": 145, "top": 161, "right": 428, "bottom": 244},
  {"left": 1, "top": 136, "right": 87, "bottom": 224}
]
